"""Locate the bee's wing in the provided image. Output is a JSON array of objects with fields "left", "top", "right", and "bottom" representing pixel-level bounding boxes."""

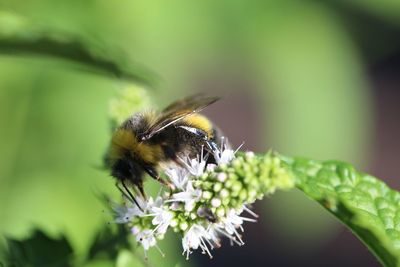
[
  {"left": 140, "top": 95, "right": 219, "bottom": 140},
  {"left": 162, "top": 94, "right": 210, "bottom": 113}
]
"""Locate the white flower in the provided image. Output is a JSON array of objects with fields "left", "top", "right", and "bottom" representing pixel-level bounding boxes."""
[
  {"left": 165, "top": 166, "right": 189, "bottom": 190},
  {"left": 182, "top": 224, "right": 212, "bottom": 259},
  {"left": 214, "top": 148, "right": 235, "bottom": 165},
  {"left": 133, "top": 228, "right": 156, "bottom": 251},
  {"left": 222, "top": 209, "right": 244, "bottom": 241},
  {"left": 129, "top": 196, "right": 173, "bottom": 235},
  {"left": 206, "top": 163, "right": 217, "bottom": 172},
  {"left": 150, "top": 202, "right": 173, "bottom": 235},
  {"left": 205, "top": 226, "right": 221, "bottom": 249},
  {"left": 207, "top": 222, "right": 243, "bottom": 247},
  {"left": 178, "top": 150, "right": 207, "bottom": 177},
  {"left": 168, "top": 181, "right": 202, "bottom": 211},
  {"left": 188, "top": 157, "right": 206, "bottom": 176},
  {"left": 148, "top": 196, "right": 163, "bottom": 209},
  {"left": 111, "top": 134, "right": 264, "bottom": 259},
  {"left": 218, "top": 208, "right": 258, "bottom": 246},
  {"left": 130, "top": 198, "right": 170, "bottom": 257},
  {"left": 113, "top": 195, "right": 148, "bottom": 223},
  {"left": 113, "top": 205, "right": 139, "bottom": 223},
  {"left": 132, "top": 226, "right": 165, "bottom": 257},
  {"left": 212, "top": 137, "right": 241, "bottom": 165}
]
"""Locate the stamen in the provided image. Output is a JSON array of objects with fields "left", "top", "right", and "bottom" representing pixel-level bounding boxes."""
[
  {"left": 243, "top": 205, "right": 259, "bottom": 218},
  {"left": 220, "top": 136, "right": 225, "bottom": 152},
  {"left": 232, "top": 229, "right": 245, "bottom": 245},
  {"left": 214, "top": 227, "right": 242, "bottom": 246},
  {"left": 240, "top": 216, "right": 257, "bottom": 222},
  {"left": 141, "top": 213, "right": 157, "bottom": 217},
  {"left": 150, "top": 223, "right": 162, "bottom": 235},
  {"left": 199, "top": 237, "right": 213, "bottom": 259},
  {"left": 234, "top": 142, "right": 245, "bottom": 154},
  {"left": 165, "top": 198, "right": 188, "bottom": 202},
  {"left": 155, "top": 244, "right": 165, "bottom": 257},
  {"left": 177, "top": 155, "right": 192, "bottom": 171},
  {"left": 204, "top": 236, "right": 215, "bottom": 250}
]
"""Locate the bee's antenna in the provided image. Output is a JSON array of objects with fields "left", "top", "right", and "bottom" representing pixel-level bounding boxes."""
[{"left": 117, "top": 181, "right": 144, "bottom": 212}]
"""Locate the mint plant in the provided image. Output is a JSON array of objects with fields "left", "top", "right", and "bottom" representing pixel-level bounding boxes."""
[
  {"left": 108, "top": 87, "right": 400, "bottom": 267},
  {"left": 0, "top": 12, "right": 395, "bottom": 265}
]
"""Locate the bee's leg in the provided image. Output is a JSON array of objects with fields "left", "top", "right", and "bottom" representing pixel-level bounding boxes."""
[
  {"left": 143, "top": 165, "right": 174, "bottom": 189},
  {"left": 205, "top": 140, "right": 219, "bottom": 153},
  {"left": 134, "top": 181, "right": 147, "bottom": 201},
  {"left": 162, "top": 145, "right": 186, "bottom": 169},
  {"left": 116, "top": 181, "right": 144, "bottom": 211},
  {"left": 172, "top": 156, "right": 186, "bottom": 168}
]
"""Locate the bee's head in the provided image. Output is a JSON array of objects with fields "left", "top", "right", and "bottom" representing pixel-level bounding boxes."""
[
  {"left": 106, "top": 126, "right": 143, "bottom": 183},
  {"left": 111, "top": 157, "right": 144, "bottom": 184}
]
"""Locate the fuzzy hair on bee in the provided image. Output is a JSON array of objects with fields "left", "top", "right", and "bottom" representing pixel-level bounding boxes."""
[{"left": 104, "top": 95, "right": 223, "bottom": 209}]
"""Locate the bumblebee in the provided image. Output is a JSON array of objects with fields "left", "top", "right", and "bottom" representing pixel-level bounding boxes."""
[{"left": 105, "top": 95, "right": 222, "bottom": 208}]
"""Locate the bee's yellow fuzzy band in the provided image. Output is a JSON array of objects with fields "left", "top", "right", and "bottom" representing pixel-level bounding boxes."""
[
  {"left": 182, "top": 114, "right": 213, "bottom": 138},
  {"left": 110, "top": 129, "right": 162, "bottom": 164}
]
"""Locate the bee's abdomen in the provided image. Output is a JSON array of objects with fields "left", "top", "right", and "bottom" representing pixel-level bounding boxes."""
[
  {"left": 149, "top": 126, "right": 196, "bottom": 161},
  {"left": 148, "top": 115, "right": 222, "bottom": 164}
]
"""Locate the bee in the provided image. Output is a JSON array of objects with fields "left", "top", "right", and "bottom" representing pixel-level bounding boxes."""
[{"left": 104, "top": 95, "right": 222, "bottom": 209}]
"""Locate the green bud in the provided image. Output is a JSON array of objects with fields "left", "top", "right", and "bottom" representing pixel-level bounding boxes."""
[
  {"left": 180, "top": 222, "right": 188, "bottom": 231},
  {"left": 213, "top": 183, "right": 222, "bottom": 192},
  {"left": 202, "top": 191, "right": 213, "bottom": 200}
]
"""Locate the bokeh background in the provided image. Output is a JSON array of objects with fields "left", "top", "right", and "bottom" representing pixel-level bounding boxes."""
[{"left": 1, "top": 1, "right": 400, "bottom": 266}]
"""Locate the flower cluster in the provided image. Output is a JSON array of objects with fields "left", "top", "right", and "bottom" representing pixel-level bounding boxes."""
[{"left": 112, "top": 141, "right": 294, "bottom": 259}]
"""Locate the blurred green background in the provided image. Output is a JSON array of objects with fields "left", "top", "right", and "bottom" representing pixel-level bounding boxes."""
[{"left": 1, "top": 1, "right": 400, "bottom": 266}]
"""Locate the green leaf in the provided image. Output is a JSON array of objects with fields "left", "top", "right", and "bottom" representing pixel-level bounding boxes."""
[
  {"left": 281, "top": 156, "right": 400, "bottom": 267},
  {"left": 116, "top": 250, "right": 147, "bottom": 267},
  {"left": 0, "top": 10, "right": 157, "bottom": 85},
  {"left": 87, "top": 225, "right": 130, "bottom": 262},
  {"left": 3, "top": 229, "right": 73, "bottom": 267}
]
